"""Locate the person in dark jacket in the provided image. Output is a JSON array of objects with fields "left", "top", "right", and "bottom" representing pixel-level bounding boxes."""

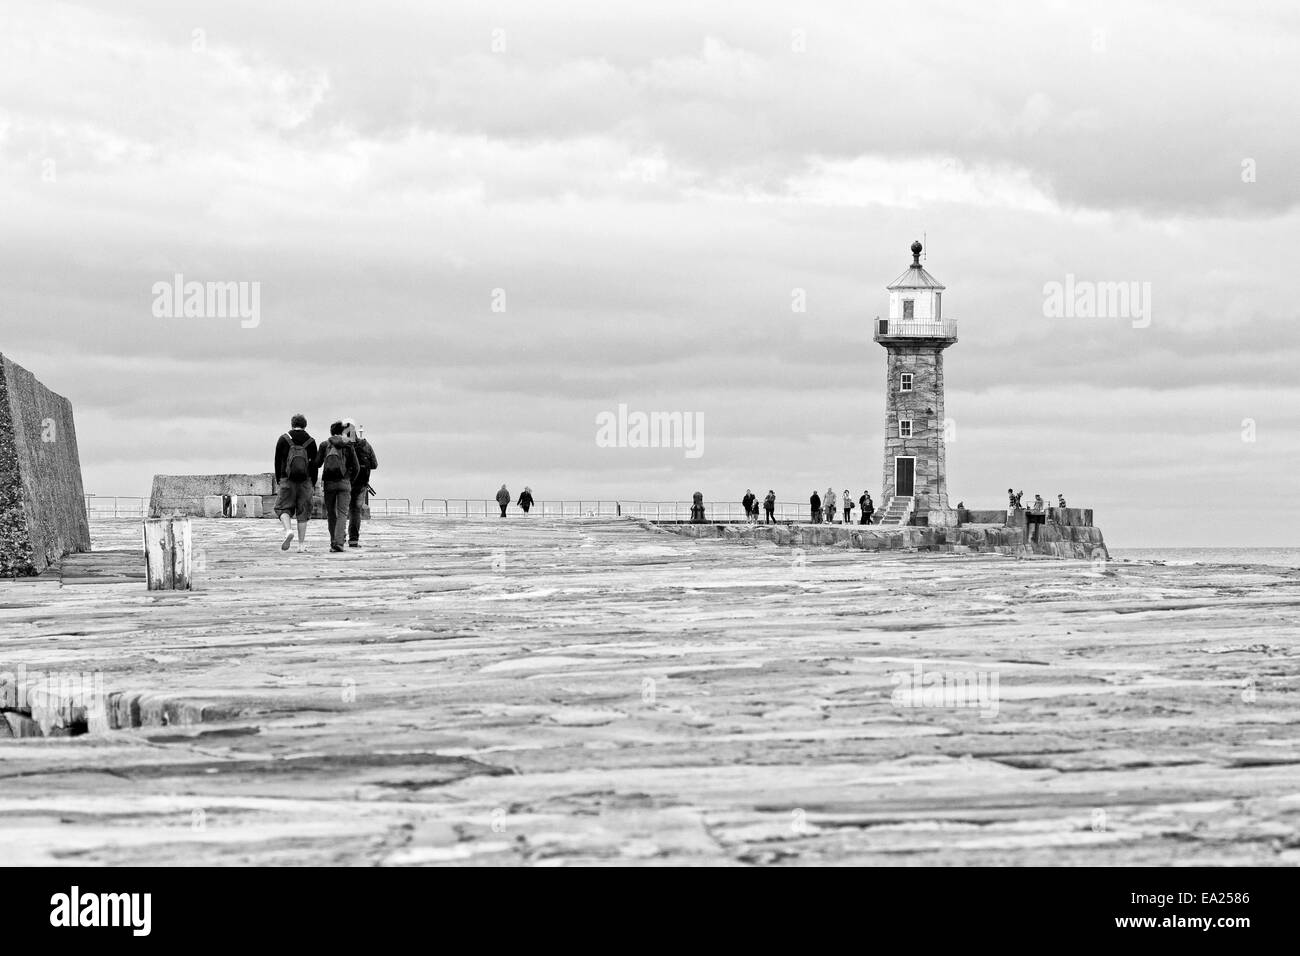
[
  {"left": 273, "top": 413, "right": 318, "bottom": 553},
  {"left": 764, "top": 490, "right": 776, "bottom": 524},
  {"left": 313, "top": 421, "right": 360, "bottom": 552},
  {"left": 342, "top": 420, "right": 378, "bottom": 548},
  {"left": 860, "top": 491, "right": 874, "bottom": 525},
  {"left": 809, "top": 490, "right": 822, "bottom": 523},
  {"left": 742, "top": 489, "right": 756, "bottom": 521},
  {"left": 496, "top": 484, "right": 511, "bottom": 517},
  {"left": 518, "top": 487, "right": 535, "bottom": 513}
]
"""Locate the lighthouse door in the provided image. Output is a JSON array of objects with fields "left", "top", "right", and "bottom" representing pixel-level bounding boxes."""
[{"left": 895, "top": 457, "right": 915, "bottom": 497}]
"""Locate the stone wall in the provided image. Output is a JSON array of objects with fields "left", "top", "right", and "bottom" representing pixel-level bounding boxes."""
[
  {"left": 958, "top": 507, "right": 1094, "bottom": 528},
  {"left": 149, "top": 473, "right": 275, "bottom": 517},
  {"left": 0, "top": 354, "right": 91, "bottom": 576},
  {"left": 653, "top": 515, "right": 1108, "bottom": 560}
]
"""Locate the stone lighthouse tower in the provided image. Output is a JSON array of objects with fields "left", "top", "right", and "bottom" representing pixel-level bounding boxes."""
[{"left": 874, "top": 240, "right": 958, "bottom": 528}]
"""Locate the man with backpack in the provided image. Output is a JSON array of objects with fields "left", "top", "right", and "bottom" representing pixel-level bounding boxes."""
[
  {"left": 343, "top": 420, "right": 378, "bottom": 548},
  {"left": 314, "top": 420, "right": 361, "bottom": 553},
  {"left": 273, "top": 414, "right": 319, "bottom": 552}
]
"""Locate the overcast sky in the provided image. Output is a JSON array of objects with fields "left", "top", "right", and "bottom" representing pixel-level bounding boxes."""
[{"left": 2, "top": 1, "right": 1297, "bottom": 547}]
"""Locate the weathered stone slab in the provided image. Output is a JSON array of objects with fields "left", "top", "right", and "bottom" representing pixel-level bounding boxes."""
[{"left": 0, "top": 354, "right": 91, "bottom": 576}]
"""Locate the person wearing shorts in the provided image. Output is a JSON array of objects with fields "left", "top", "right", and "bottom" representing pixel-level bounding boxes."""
[{"left": 273, "top": 414, "right": 318, "bottom": 552}]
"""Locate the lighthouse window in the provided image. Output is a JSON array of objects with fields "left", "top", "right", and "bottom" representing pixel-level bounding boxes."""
[
  {"left": 900, "top": 373, "right": 913, "bottom": 392},
  {"left": 902, "top": 299, "right": 915, "bottom": 319},
  {"left": 899, "top": 420, "right": 913, "bottom": 438}
]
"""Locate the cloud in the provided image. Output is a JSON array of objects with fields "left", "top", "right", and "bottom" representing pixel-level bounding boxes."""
[{"left": 0, "top": 0, "right": 1296, "bottom": 545}]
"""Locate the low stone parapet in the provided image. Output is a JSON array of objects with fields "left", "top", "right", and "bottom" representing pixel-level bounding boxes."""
[
  {"left": 651, "top": 516, "right": 1108, "bottom": 560},
  {"left": 959, "top": 506, "right": 1093, "bottom": 528}
]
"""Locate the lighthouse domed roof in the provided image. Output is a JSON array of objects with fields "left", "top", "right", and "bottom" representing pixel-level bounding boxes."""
[{"left": 886, "top": 240, "right": 946, "bottom": 291}]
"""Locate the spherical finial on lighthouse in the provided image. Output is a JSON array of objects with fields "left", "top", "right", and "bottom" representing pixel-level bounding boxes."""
[{"left": 910, "top": 240, "right": 923, "bottom": 264}]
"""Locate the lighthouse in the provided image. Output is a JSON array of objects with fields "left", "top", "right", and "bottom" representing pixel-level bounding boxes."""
[{"left": 874, "top": 241, "right": 958, "bottom": 528}]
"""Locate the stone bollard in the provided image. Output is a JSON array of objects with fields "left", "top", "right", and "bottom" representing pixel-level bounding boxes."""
[{"left": 143, "top": 517, "right": 192, "bottom": 590}]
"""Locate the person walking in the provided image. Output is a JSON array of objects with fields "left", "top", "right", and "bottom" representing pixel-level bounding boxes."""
[
  {"left": 1057, "top": 494, "right": 1067, "bottom": 508},
  {"left": 742, "top": 489, "right": 756, "bottom": 522},
  {"left": 764, "top": 490, "right": 776, "bottom": 524},
  {"left": 824, "top": 487, "right": 836, "bottom": 524},
  {"left": 842, "top": 488, "right": 854, "bottom": 524},
  {"left": 809, "top": 489, "right": 822, "bottom": 523},
  {"left": 272, "top": 414, "right": 318, "bottom": 553},
  {"left": 496, "top": 484, "right": 511, "bottom": 517},
  {"left": 860, "top": 490, "right": 874, "bottom": 525},
  {"left": 342, "top": 420, "right": 377, "bottom": 549},
  {"left": 518, "top": 487, "right": 535, "bottom": 513},
  {"left": 313, "top": 421, "right": 360, "bottom": 553}
]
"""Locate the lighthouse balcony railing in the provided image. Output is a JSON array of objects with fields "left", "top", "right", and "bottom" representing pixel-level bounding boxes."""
[{"left": 874, "top": 319, "right": 957, "bottom": 339}]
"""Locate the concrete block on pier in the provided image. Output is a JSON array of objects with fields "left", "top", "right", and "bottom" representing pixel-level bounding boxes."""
[{"left": 149, "top": 473, "right": 275, "bottom": 517}]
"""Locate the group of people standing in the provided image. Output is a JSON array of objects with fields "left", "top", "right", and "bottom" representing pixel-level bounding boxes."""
[
  {"left": 809, "top": 487, "right": 875, "bottom": 524},
  {"left": 273, "top": 414, "right": 379, "bottom": 553},
  {"left": 738, "top": 488, "right": 877, "bottom": 524},
  {"left": 1007, "top": 489, "right": 1067, "bottom": 514},
  {"left": 741, "top": 489, "right": 779, "bottom": 523}
]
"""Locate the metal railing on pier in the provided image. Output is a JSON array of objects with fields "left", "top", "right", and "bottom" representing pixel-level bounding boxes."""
[
  {"left": 88, "top": 496, "right": 863, "bottom": 523},
  {"left": 419, "top": 499, "right": 622, "bottom": 517},
  {"left": 83, "top": 496, "right": 148, "bottom": 517}
]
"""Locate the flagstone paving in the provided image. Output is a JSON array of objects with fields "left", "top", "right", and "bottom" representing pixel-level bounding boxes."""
[{"left": 1, "top": 516, "right": 1297, "bottom": 865}]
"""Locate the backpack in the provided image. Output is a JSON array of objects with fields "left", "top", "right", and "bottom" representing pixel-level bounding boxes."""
[
  {"left": 356, "top": 439, "right": 377, "bottom": 471},
  {"left": 322, "top": 441, "right": 346, "bottom": 481},
  {"left": 284, "top": 433, "right": 310, "bottom": 482}
]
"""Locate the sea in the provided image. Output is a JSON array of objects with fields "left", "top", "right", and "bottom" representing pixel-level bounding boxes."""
[{"left": 1111, "top": 548, "right": 1300, "bottom": 569}]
